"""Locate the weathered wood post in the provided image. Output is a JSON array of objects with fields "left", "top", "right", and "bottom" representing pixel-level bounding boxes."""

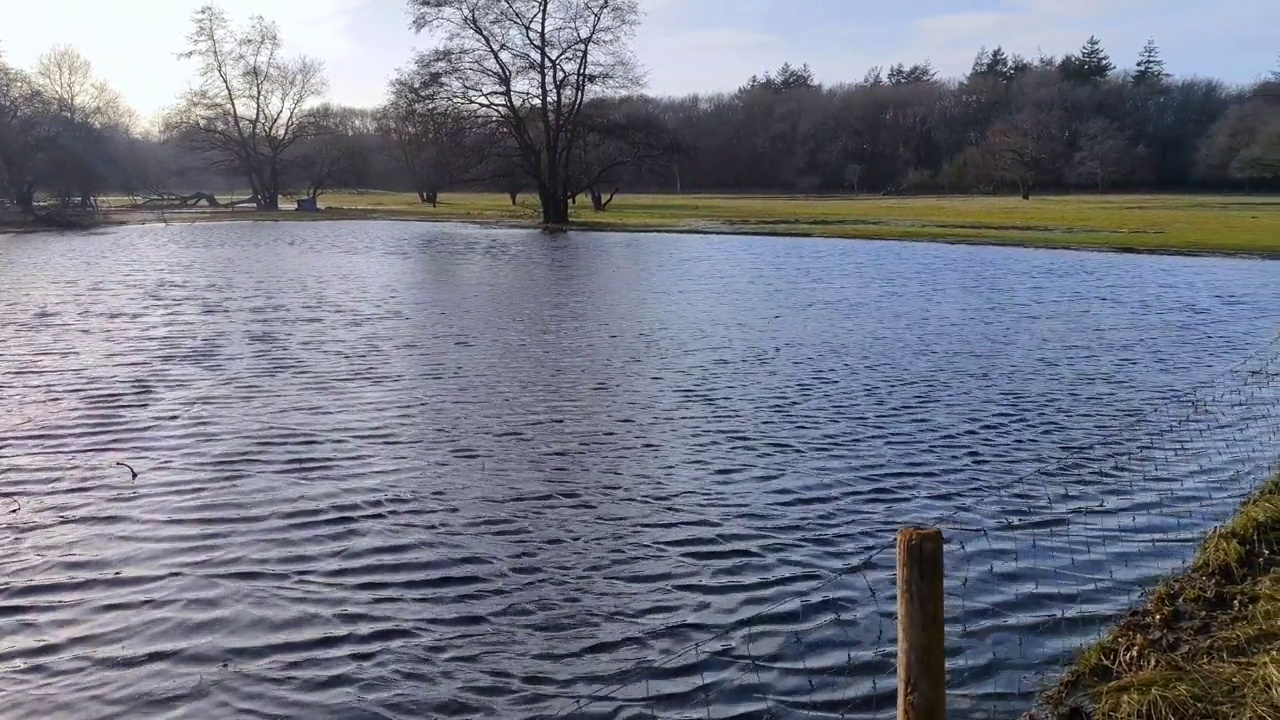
[{"left": 897, "top": 527, "right": 945, "bottom": 720}]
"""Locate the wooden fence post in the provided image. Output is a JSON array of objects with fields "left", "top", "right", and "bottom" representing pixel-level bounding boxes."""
[{"left": 897, "top": 527, "right": 945, "bottom": 720}]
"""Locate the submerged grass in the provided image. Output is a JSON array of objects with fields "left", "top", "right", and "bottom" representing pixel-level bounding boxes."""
[
  {"left": 1042, "top": 474, "right": 1280, "bottom": 720},
  {"left": 82, "top": 192, "right": 1280, "bottom": 257}
]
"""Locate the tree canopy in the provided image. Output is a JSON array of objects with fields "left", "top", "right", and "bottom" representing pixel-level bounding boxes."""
[
  {"left": 2, "top": 26, "right": 1279, "bottom": 218},
  {"left": 404, "top": 0, "right": 643, "bottom": 224},
  {"left": 1133, "top": 39, "right": 1168, "bottom": 86},
  {"left": 165, "top": 5, "right": 327, "bottom": 209}
]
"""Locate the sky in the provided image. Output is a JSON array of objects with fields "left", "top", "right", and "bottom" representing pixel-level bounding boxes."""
[{"left": 1, "top": 0, "right": 1276, "bottom": 120}]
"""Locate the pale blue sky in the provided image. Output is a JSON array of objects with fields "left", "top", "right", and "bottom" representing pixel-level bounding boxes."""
[{"left": 2, "top": 0, "right": 1276, "bottom": 119}]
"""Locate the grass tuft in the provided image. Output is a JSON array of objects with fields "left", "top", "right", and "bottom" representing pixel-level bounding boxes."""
[{"left": 1042, "top": 474, "right": 1280, "bottom": 719}]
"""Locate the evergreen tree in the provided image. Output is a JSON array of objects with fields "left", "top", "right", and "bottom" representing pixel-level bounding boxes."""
[
  {"left": 743, "top": 62, "right": 816, "bottom": 93},
  {"left": 986, "top": 46, "right": 1010, "bottom": 78},
  {"left": 887, "top": 61, "right": 937, "bottom": 86},
  {"left": 1062, "top": 36, "right": 1114, "bottom": 83},
  {"left": 970, "top": 47, "right": 991, "bottom": 75},
  {"left": 1009, "top": 53, "right": 1033, "bottom": 77},
  {"left": 887, "top": 62, "right": 908, "bottom": 86},
  {"left": 1133, "top": 38, "right": 1167, "bottom": 86},
  {"left": 1080, "top": 36, "right": 1115, "bottom": 79},
  {"left": 971, "top": 46, "right": 1017, "bottom": 82}
]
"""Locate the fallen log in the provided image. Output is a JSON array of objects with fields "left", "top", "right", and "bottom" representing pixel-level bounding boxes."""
[{"left": 133, "top": 191, "right": 220, "bottom": 208}]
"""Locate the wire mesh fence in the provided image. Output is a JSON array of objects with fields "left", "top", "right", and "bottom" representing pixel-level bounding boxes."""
[
  {"left": 549, "top": 334, "right": 1280, "bottom": 720},
  {"left": 3, "top": 319, "right": 1276, "bottom": 720}
]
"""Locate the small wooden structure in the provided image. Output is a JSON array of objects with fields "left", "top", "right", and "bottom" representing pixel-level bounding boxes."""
[
  {"left": 897, "top": 527, "right": 946, "bottom": 720},
  {"left": 295, "top": 197, "right": 318, "bottom": 212}
]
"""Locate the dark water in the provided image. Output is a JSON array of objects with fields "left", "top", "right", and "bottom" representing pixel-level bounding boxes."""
[{"left": 1, "top": 221, "right": 1277, "bottom": 719}]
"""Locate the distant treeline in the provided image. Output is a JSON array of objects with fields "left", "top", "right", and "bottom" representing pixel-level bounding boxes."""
[
  {"left": 1, "top": 21, "right": 1277, "bottom": 219},
  {"left": 641, "top": 45, "right": 1279, "bottom": 198}
]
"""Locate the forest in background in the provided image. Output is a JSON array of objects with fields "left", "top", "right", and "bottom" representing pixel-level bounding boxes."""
[{"left": 1, "top": 2, "right": 1277, "bottom": 225}]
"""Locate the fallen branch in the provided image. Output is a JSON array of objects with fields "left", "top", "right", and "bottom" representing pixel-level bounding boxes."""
[{"left": 130, "top": 191, "right": 243, "bottom": 209}]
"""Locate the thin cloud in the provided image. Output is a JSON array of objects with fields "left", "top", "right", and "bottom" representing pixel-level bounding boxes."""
[{"left": 651, "top": 28, "right": 781, "bottom": 52}]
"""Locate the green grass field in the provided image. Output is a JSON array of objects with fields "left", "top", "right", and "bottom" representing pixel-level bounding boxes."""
[{"left": 96, "top": 192, "right": 1280, "bottom": 256}]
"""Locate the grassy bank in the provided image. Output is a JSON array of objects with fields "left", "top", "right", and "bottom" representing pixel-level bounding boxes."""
[
  {"left": 323, "top": 192, "right": 1280, "bottom": 255},
  {"left": 24, "top": 193, "right": 1280, "bottom": 257},
  {"left": 1042, "top": 473, "right": 1280, "bottom": 720}
]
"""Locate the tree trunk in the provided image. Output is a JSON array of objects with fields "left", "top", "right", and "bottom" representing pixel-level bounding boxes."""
[
  {"left": 248, "top": 179, "right": 262, "bottom": 209},
  {"left": 426, "top": 191, "right": 438, "bottom": 208},
  {"left": 268, "top": 164, "right": 281, "bottom": 210},
  {"left": 541, "top": 161, "right": 571, "bottom": 224},
  {"left": 250, "top": 163, "right": 281, "bottom": 210},
  {"left": 538, "top": 187, "right": 569, "bottom": 225},
  {"left": 184, "top": 192, "right": 222, "bottom": 208},
  {"left": 551, "top": 197, "right": 569, "bottom": 224},
  {"left": 14, "top": 183, "right": 35, "bottom": 216},
  {"left": 247, "top": 171, "right": 270, "bottom": 210},
  {"left": 508, "top": 191, "right": 518, "bottom": 206},
  {"left": 590, "top": 186, "right": 619, "bottom": 212}
]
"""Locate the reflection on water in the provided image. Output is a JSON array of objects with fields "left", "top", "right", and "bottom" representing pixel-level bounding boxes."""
[{"left": 1, "top": 221, "right": 1277, "bottom": 719}]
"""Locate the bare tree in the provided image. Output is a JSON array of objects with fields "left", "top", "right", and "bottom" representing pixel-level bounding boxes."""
[
  {"left": 1197, "top": 82, "right": 1279, "bottom": 187},
  {"left": 493, "top": 152, "right": 527, "bottom": 204},
  {"left": 0, "top": 61, "right": 54, "bottom": 214},
  {"left": 1069, "top": 119, "right": 1135, "bottom": 192},
  {"left": 569, "top": 96, "right": 684, "bottom": 210},
  {"left": 407, "top": 0, "right": 642, "bottom": 225},
  {"left": 32, "top": 45, "right": 137, "bottom": 131},
  {"left": 166, "top": 5, "right": 327, "bottom": 209},
  {"left": 1228, "top": 125, "right": 1280, "bottom": 186},
  {"left": 379, "top": 67, "right": 479, "bottom": 207},
  {"left": 938, "top": 145, "right": 998, "bottom": 194},
  {"left": 983, "top": 109, "right": 1069, "bottom": 199},
  {"left": 9, "top": 26, "right": 1268, "bottom": 209},
  {"left": 843, "top": 163, "right": 865, "bottom": 193},
  {"left": 291, "top": 104, "right": 370, "bottom": 200},
  {"left": 28, "top": 46, "right": 140, "bottom": 208}
]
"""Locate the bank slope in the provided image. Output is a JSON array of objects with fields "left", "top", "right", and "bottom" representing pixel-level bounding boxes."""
[{"left": 1043, "top": 473, "right": 1280, "bottom": 720}]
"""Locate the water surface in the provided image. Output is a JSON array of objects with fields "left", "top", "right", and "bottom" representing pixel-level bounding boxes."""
[{"left": 1, "top": 222, "right": 1277, "bottom": 719}]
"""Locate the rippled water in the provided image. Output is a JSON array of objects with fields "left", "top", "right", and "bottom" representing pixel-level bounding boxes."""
[{"left": 2, "top": 222, "right": 1278, "bottom": 719}]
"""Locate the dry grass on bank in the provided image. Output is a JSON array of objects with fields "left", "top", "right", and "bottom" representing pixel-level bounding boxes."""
[{"left": 1042, "top": 474, "right": 1280, "bottom": 720}]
